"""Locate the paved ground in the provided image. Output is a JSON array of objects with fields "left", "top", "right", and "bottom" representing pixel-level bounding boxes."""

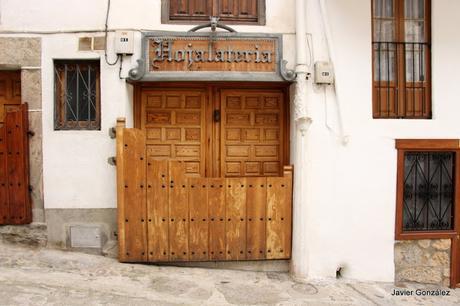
[{"left": 0, "top": 242, "right": 459, "bottom": 305}]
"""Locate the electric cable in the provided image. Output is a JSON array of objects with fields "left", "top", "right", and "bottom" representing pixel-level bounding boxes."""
[{"left": 104, "top": 0, "right": 120, "bottom": 66}]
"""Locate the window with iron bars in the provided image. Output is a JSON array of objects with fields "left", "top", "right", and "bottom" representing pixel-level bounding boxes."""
[
  {"left": 372, "top": 0, "right": 431, "bottom": 118},
  {"left": 395, "top": 140, "right": 459, "bottom": 239},
  {"left": 54, "top": 60, "right": 101, "bottom": 130}
]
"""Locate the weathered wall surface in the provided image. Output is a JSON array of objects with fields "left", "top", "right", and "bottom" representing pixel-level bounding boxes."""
[
  {"left": 0, "top": 37, "right": 44, "bottom": 223},
  {"left": 395, "top": 240, "right": 451, "bottom": 287}
]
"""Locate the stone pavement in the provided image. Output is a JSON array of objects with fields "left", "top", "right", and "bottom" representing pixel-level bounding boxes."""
[{"left": 0, "top": 242, "right": 459, "bottom": 305}]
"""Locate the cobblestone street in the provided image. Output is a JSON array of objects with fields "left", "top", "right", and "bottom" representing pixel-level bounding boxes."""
[{"left": 0, "top": 242, "right": 458, "bottom": 305}]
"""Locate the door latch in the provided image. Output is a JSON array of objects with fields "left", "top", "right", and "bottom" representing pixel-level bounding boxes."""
[{"left": 213, "top": 110, "right": 221, "bottom": 122}]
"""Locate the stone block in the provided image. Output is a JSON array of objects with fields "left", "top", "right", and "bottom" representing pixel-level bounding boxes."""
[
  {"left": 432, "top": 239, "right": 450, "bottom": 251},
  {"left": 78, "top": 37, "right": 92, "bottom": 51},
  {"left": 443, "top": 278, "right": 451, "bottom": 288},
  {"left": 93, "top": 37, "right": 106, "bottom": 51},
  {"left": 21, "top": 69, "right": 41, "bottom": 110},
  {"left": 417, "top": 239, "right": 431, "bottom": 249},
  {"left": 443, "top": 267, "right": 450, "bottom": 277},
  {"left": 0, "top": 223, "right": 47, "bottom": 247},
  {"left": 28, "top": 111, "right": 44, "bottom": 215},
  {"left": 429, "top": 251, "right": 450, "bottom": 267},
  {"left": 397, "top": 267, "right": 442, "bottom": 284},
  {"left": 394, "top": 241, "right": 423, "bottom": 266},
  {"left": 0, "top": 38, "right": 41, "bottom": 67}
]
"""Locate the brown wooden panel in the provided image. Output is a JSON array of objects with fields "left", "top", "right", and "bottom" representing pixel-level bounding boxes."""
[
  {"left": 266, "top": 167, "right": 293, "bottom": 259},
  {"left": 169, "top": 0, "right": 212, "bottom": 18},
  {"left": 169, "top": 161, "right": 189, "bottom": 260},
  {"left": 208, "top": 178, "right": 226, "bottom": 260},
  {"left": 225, "top": 177, "right": 247, "bottom": 260},
  {"left": 0, "top": 71, "right": 21, "bottom": 122},
  {"left": 0, "top": 124, "right": 8, "bottom": 225},
  {"left": 5, "top": 105, "right": 29, "bottom": 224},
  {"left": 188, "top": 177, "right": 209, "bottom": 261},
  {"left": 221, "top": 89, "right": 285, "bottom": 177},
  {"left": 142, "top": 89, "right": 206, "bottom": 177},
  {"left": 147, "top": 159, "right": 169, "bottom": 262},
  {"left": 118, "top": 127, "right": 147, "bottom": 262},
  {"left": 246, "top": 177, "right": 266, "bottom": 260}
]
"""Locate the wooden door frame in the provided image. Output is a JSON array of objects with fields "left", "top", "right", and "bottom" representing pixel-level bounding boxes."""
[
  {"left": 395, "top": 139, "right": 460, "bottom": 288},
  {"left": 133, "top": 81, "right": 291, "bottom": 178}
]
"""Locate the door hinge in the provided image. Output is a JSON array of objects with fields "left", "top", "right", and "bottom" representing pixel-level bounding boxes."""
[{"left": 213, "top": 110, "right": 221, "bottom": 122}]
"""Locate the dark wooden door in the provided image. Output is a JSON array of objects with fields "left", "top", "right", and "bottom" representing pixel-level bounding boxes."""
[
  {"left": 137, "top": 84, "right": 289, "bottom": 178},
  {"left": 0, "top": 71, "right": 31, "bottom": 225}
]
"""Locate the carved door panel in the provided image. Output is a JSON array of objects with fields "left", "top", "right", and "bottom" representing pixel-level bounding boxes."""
[
  {"left": 220, "top": 89, "right": 285, "bottom": 177},
  {"left": 140, "top": 89, "right": 207, "bottom": 177},
  {"left": 0, "top": 71, "right": 21, "bottom": 121}
]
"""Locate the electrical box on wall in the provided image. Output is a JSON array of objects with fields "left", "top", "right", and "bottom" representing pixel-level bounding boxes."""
[
  {"left": 314, "top": 61, "right": 334, "bottom": 85},
  {"left": 114, "top": 31, "right": 134, "bottom": 55}
]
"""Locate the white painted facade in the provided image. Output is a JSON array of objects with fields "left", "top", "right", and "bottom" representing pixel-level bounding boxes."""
[{"left": 1, "top": 0, "right": 459, "bottom": 284}]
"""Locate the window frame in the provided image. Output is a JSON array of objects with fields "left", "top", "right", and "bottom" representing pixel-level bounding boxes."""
[
  {"left": 395, "top": 139, "right": 460, "bottom": 240},
  {"left": 161, "top": 0, "right": 266, "bottom": 25},
  {"left": 54, "top": 59, "right": 101, "bottom": 131},
  {"left": 371, "top": 0, "right": 432, "bottom": 119}
]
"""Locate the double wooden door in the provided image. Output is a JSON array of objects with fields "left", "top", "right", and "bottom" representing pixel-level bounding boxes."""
[{"left": 136, "top": 84, "right": 289, "bottom": 178}]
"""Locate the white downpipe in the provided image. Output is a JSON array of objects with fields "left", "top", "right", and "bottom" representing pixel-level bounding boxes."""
[{"left": 291, "top": 0, "right": 313, "bottom": 279}]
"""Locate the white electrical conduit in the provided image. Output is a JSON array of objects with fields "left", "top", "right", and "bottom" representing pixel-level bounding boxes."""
[{"left": 318, "top": 0, "right": 349, "bottom": 145}]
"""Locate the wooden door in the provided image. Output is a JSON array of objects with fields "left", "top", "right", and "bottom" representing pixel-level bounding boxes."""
[
  {"left": 0, "top": 71, "right": 31, "bottom": 225},
  {"left": 140, "top": 88, "right": 207, "bottom": 177},
  {"left": 220, "top": 89, "right": 285, "bottom": 177},
  {"left": 138, "top": 85, "right": 288, "bottom": 177},
  {"left": 121, "top": 83, "right": 292, "bottom": 263}
]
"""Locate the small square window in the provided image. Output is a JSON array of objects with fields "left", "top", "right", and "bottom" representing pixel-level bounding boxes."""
[{"left": 54, "top": 60, "right": 101, "bottom": 130}]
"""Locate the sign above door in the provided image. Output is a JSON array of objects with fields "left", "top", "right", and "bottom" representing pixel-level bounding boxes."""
[{"left": 127, "top": 32, "right": 295, "bottom": 82}]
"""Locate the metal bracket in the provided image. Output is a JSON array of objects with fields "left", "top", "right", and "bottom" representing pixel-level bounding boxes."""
[
  {"left": 188, "top": 16, "right": 237, "bottom": 33},
  {"left": 107, "top": 157, "right": 116, "bottom": 166},
  {"left": 108, "top": 127, "right": 116, "bottom": 139},
  {"left": 280, "top": 60, "right": 297, "bottom": 81},
  {"left": 128, "top": 58, "right": 146, "bottom": 81}
]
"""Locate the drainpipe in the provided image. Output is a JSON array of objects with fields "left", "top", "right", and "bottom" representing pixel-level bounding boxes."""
[{"left": 291, "top": 0, "right": 313, "bottom": 279}]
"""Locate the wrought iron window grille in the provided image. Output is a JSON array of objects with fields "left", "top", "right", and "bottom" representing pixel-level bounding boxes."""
[
  {"left": 402, "top": 152, "right": 455, "bottom": 231},
  {"left": 54, "top": 60, "right": 101, "bottom": 130}
]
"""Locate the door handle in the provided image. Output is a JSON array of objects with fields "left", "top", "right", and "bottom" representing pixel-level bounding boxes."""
[{"left": 213, "top": 110, "right": 221, "bottom": 122}]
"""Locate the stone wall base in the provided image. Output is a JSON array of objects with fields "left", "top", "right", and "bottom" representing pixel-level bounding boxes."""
[
  {"left": 45, "top": 208, "right": 117, "bottom": 254},
  {"left": 0, "top": 223, "right": 47, "bottom": 247},
  {"left": 395, "top": 239, "right": 451, "bottom": 287}
]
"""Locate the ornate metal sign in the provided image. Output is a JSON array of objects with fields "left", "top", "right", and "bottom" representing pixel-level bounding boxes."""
[
  {"left": 149, "top": 37, "right": 276, "bottom": 72},
  {"left": 128, "top": 31, "right": 294, "bottom": 82}
]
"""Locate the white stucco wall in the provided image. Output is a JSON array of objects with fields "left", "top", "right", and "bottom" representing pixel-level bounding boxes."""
[
  {"left": 1, "top": 0, "right": 459, "bottom": 284},
  {"left": 295, "top": 0, "right": 460, "bottom": 282}
]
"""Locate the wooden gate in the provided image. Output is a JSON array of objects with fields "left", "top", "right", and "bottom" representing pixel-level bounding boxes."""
[
  {"left": 0, "top": 103, "right": 31, "bottom": 225},
  {"left": 116, "top": 118, "right": 292, "bottom": 262}
]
